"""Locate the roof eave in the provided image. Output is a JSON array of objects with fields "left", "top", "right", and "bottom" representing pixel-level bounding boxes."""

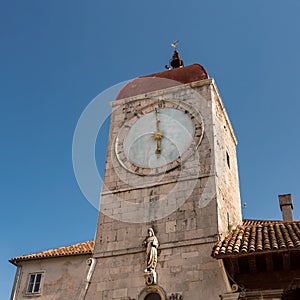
[
  {"left": 9, "top": 251, "right": 93, "bottom": 265},
  {"left": 213, "top": 247, "right": 300, "bottom": 259}
]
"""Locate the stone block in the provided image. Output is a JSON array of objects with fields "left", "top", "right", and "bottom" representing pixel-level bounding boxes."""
[
  {"left": 182, "top": 251, "right": 199, "bottom": 259},
  {"left": 186, "top": 270, "right": 202, "bottom": 282},
  {"left": 112, "top": 288, "right": 128, "bottom": 299}
]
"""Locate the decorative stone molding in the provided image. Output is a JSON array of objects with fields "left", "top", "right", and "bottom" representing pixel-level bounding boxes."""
[
  {"left": 219, "top": 292, "right": 240, "bottom": 300},
  {"left": 138, "top": 285, "right": 167, "bottom": 300},
  {"left": 169, "top": 293, "right": 183, "bottom": 300}
]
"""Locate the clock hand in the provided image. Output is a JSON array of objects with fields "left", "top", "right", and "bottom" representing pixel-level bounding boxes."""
[{"left": 152, "top": 109, "right": 163, "bottom": 156}]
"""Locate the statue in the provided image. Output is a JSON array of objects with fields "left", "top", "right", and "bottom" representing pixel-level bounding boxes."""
[{"left": 143, "top": 228, "right": 159, "bottom": 272}]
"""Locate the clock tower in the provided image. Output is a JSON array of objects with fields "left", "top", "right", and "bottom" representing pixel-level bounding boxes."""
[{"left": 85, "top": 51, "right": 242, "bottom": 300}]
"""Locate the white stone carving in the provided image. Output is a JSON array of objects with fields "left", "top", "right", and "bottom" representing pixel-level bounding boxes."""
[
  {"left": 143, "top": 228, "right": 159, "bottom": 285},
  {"left": 144, "top": 269, "right": 157, "bottom": 286}
]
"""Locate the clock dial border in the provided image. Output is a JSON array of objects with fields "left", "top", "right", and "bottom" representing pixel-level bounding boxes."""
[{"left": 115, "top": 100, "right": 204, "bottom": 176}]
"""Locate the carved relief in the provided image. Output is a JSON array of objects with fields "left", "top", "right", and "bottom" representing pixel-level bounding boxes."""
[{"left": 169, "top": 293, "right": 183, "bottom": 300}]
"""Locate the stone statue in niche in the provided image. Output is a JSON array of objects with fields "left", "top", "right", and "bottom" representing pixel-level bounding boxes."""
[
  {"left": 143, "top": 228, "right": 159, "bottom": 272},
  {"left": 143, "top": 228, "right": 159, "bottom": 285}
]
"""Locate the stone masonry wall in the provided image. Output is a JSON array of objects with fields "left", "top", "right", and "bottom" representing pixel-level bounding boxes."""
[
  {"left": 211, "top": 83, "right": 242, "bottom": 238},
  {"left": 87, "top": 79, "right": 240, "bottom": 299},
  {"left": 87, "top": 243, "right": 230, "bottom": 300}
]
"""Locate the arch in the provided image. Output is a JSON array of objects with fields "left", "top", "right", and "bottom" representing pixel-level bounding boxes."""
[
  {"left": 144, "top": 293, "right": 161, "bottom": 300},
  {"left": 138, "top": 285, "right": 167, "bottom": 300}
]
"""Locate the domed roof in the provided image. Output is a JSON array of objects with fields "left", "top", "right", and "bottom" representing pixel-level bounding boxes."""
[{"left": 116, "top": 64, "right": 208, "bottom": 100}]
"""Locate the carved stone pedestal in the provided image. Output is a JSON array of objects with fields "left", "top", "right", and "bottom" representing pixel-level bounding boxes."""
[{"left": 144, "top": 269, "right": 157, "bottom": 286}]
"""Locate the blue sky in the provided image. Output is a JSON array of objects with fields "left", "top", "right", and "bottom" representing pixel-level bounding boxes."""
[{"left": 1, "top": 0, "right": 300, "bottom": 298}]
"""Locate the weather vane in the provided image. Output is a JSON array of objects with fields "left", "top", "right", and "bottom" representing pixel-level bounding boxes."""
[{"left": 171, "top": 40, "right": 179, "bottom": 50}]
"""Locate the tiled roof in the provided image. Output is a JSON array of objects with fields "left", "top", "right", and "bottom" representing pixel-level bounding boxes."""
[
  {"left": 212, "top": 219, "right": 300, "bottom": 258},
  {"left": 10, "top": 241, "right": 94, "bottom": 264},
  {"left": 116, "top": 64, "right": 208, "bottom": 100}
]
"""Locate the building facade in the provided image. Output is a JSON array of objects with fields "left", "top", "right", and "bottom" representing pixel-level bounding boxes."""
[
  {"left": 84, "top": 60, "right": 242, "bottom": 300},
  {"left": 10, "top": 241, "right": 94, "bottom": 299},
  {"left": 214, "top": 195, "right": 300, "bottom": 300},
  {"left": 10, "top": 53, "right": 300, "bottom": 300}
]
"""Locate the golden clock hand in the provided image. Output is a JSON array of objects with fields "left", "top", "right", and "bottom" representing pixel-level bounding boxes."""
[
  {"left": 155, "top": 108, "right": 160, "bottom": 132},
  {"left": 156, "top": 139, "right": 161, "bottom": 155},
  {"left": 152, "top": 109, "right": 163, "bottom": 156}
]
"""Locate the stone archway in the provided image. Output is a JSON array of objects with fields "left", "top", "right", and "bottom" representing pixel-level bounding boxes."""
[
  {"left": 144, "top": 292, "right": 161, "bottom": 300},
  {"left": 138, "top": 285, "right": 167, "bottom": 300}
]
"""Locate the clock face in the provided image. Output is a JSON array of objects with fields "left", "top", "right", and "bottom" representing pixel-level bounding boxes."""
[{"left": 115, "top": 100, "right": 203, "bottom": 175}]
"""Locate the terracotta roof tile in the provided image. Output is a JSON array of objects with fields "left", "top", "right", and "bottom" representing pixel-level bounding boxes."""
[
  {"left": 212, "top": 220, "right": 300, "bottom": 258},
  {"left": 116, "top": 64, "right": 208, "bottom": 100},
  {"left": 10, "top": 241, "right": 94, "bottom": 264}
]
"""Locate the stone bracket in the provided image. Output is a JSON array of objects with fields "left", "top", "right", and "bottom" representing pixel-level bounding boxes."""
[{"left": 144, "top": 270, "right": 157, "bottom": 286}]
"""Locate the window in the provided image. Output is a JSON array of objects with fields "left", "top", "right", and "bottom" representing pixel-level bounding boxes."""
[
  {"left": 26, "top": 273, "right": 43, "bottom": 294},
  {"left": 226, "top": 151, "right": 230, "bottom": 169}
]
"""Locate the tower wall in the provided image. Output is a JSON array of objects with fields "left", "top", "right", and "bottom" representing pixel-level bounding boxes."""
[{"left": 86, "top": 79, "right": 241, "bottom": 300}]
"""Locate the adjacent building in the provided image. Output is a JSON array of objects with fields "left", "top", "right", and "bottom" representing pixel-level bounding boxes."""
[{"left": 10, "top": 241, "right": 94, "bottom": 300}]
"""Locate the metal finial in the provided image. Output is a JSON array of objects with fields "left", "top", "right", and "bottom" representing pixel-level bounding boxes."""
[{"left": 165, "top": 40, "right": 184, "bottom": 70}]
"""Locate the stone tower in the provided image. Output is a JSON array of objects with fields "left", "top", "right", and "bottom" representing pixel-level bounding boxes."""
[{"left": 85, "top": 55, "right": 242, "bottom": 300}]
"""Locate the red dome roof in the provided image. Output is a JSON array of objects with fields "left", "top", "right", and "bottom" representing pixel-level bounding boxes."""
[{"left": 116, "top": 64, "right": 208, "bottom": 100}]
